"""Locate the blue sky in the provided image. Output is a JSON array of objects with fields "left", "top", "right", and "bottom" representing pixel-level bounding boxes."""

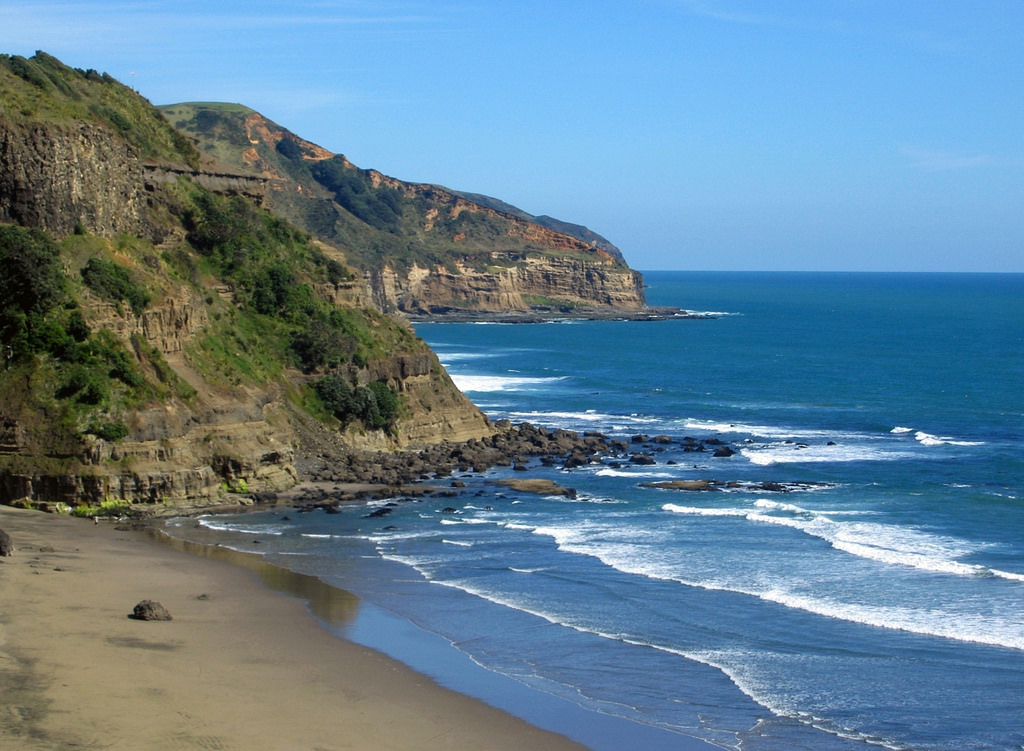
[{"left": 3, "top": 1, "right": 1021, "bottom": 271}]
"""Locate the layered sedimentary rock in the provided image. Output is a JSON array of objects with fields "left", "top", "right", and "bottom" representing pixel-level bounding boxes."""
[
  {"left": 370, "top": 253, "right": 646, "bottom": 316},
  {"left": 0, "top": 66, "right": 492, "bottom": 509},
  {"left": 161, "top": 104, "right": 649, "bottom": 318},
  {"left": 0, "top": 121, "right": 148, "bottom": 237}
]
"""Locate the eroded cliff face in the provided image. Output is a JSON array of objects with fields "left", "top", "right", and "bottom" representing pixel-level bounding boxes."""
[
  {"left": 358, "top": 176, "right": 647, "bottom": 315},
  {"left": 0, "top": 290, "right": 301, "bottom": 508},
  {"left": 160, "top": 104, "right": 649, "bottom": 318},
  {"left": 371, "top": 253, "right": 647, "bottom": 316},
  {"left": 0, "top": 120, "right": 149, "bottom": 237},
  {"left": 354, "top": 345, "right": 493, "bottom": 448},
  {"left": 0, "top": 117, "right": 492, "bottom": 510}
]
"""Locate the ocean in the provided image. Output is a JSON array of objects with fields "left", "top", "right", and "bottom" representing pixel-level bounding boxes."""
[{"left": 165, "top": 271, "right": 1024, "bottom": 751}]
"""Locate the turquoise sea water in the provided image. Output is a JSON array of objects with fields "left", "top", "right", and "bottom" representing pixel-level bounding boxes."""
[{"left": 167, "top": 272, "right": 1024, "bottom": 750}]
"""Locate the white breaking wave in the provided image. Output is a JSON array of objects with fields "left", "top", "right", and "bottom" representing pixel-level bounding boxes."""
[
  {"left": 891, "top": 425, "right": 985, "bottom": 447},
  {"left": 523, "top": 519, "right": 1024, "bottom": 651},
  {"left": 506, "top": 409, "right": 661, "bottom": 426},
  {"left": 679, "top": 419, "right": 864, "bottom": 442},
  {"left": 450, "top": 374, "right": 567, "bottom": 392},
  {"left": 595, "top": 468, "right": 678, "bottom": 479},
  {"left": 196, "top": 517, "right": 286, "bottom": 536},
  {"left": 746, "top": 514, "right": 999, "bottom": 578},
  {"left": 752, "top": 499, "right": 806, "bottom": 514},
  {"left": 435, "top": 351, "right": 493, "bottom": 363},
  {"left": 663, "top": 504, "right": 749, "bottom": 517},
  {"left": 663, "top": 500, "right": 1014, "bottom": 580},
  {"left": 741, "top": 443, "right": 918, "bottom": 466},
  {"left": 439, "top": 517, "right": 491, "bottom": 525},
  {"left": 913, "top": 431, "right": 985, "bottom": 447},
  {"left": 680, "top": 310, "right": 741, "bottom": 317},
  {"left": 391, "top": 532, "right": 1024, "bottom": 664},
  {"left": 991, "top": 568, "right": 1024, "bottom": 582},
  {"left": 757, "top": 588, "right": 1024, "bottom": 651}
]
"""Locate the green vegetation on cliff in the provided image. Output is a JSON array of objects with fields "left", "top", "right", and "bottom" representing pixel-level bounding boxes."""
[
  {"left": 0, "top": 224, "right": 168, "bottom": 455},
  {"left": 0, "top": 53, "right": 451, "bottom": 497},
  {"left": 0, "top": 186, "right": 411, "bottom": 455},
  {"left": 0, "top": 51, "right": 200, "bottom": 167},
  {"left": 177, "top": 186, "right": 407, "bottom": 378},
  {"left": 161, "top": 102, "right": 627, "bottom": 275},
  {"left": 156, "top": 102, "right": 647, "bottom": 319}
]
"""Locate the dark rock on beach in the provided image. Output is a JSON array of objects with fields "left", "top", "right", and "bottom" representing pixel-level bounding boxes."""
[
  {"left": 130, "top": 600, "right": 173, "bottom": 621},
  {"left": 0, "top": 528, "right": 12, "bottom": 556}
]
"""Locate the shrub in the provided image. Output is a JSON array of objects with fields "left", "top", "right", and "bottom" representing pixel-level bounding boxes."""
[
  {"left": 314, "top": 374, "right": 354, "bottom": 419},
  {"left": 57, "top": 364, "right": 108, "bottom": 405},
  {"left": 0, "top": 224, "right": 66, "bottom": 319},
  {"left": 314, "top": 375, "right": 399, "bottom": 431},
  {"left": 290, "top": 319, "right": 352, "bottom": 372},
  {"left": 30, "top": 316, "right": 76, "bottom": 359},
  {"left": 248, "top": 262, "right": 315, "bottom": 320},
  {"left": 3, "top": 55, "right": 52, "bottom": 91},
  {"left": 275, "top": 138, "right": 304, "bottom": 160},
  {"left": 310, "top": 157, "right": 403, "bottom": 233},
  {"left": 87, "top": 420, "right": 129, "bottom": 441},
  {"left": 86, "top": 329, "right": 144, "bottom": 387},
  {"left": 72, "top": 498, "right": 130, "bottom": 518},
  {"left": 364, "top": 380, "right": 400, "bottom": 430},
  {"left": 81, "top": 257, "right": 150, "bottom": 315},
  {"left": 66, "top": 310, "right": 91, "bottom": 342},
  {"left": 323, "top": 258, "right": 351, "bottom": 284}
]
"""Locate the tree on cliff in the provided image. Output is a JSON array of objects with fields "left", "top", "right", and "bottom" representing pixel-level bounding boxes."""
[{"left": 0, "top": 224, "right": 67, "bottom": 361}]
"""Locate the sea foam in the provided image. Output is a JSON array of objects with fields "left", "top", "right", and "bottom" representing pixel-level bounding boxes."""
[
  {"left": 664, "top": 500, "right": 997, "bottom": 579},
  {"left": 741, "top": 443, "right": 917, "bottom": 466},
  {"left": 450, "top": 374, "right": 567, "bottom": 392},
  {"left": 505, "top": 520, "right": 1024, "bottom": 653}
]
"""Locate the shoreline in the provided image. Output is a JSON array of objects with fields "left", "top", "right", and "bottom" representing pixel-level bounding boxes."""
[
  {"left": 0, "top": 424, "right": 743, "bottom": 750},
  {"left": 157, "top": 510, "right": 718, "bottom": 751},
  {"left": 0, "top": 505, "right": 589, "bottom": 750},
  {"left": 406, "top": 305, "right": 715, "bottom": 323}
]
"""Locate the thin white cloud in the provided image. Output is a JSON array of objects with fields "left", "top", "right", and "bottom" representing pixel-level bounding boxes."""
[
  {"left": 0, "top": 1, "right": 440, "bottom": 48},
  {"left": 672, "top": 0, "right": 970, "bottom": 55},
  {"left": 672, "top": 0, "right": 783, "bottom": 26},
  {"left": 899, "top": 146, "right": 995, "bottom": 171}
]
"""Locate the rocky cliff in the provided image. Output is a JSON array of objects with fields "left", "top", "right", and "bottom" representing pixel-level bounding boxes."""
[
  {"left": 370, "top": 252, "right": 646, "bottom": 316},
  {"left": 0, "top": 52, "right": 492, "bottom": 511},
  {"left": 161, "top": 103, "right": 649, "bottom": 318},
  {"left": 0, "top": 119, "right": 149, "bottom": 238}
]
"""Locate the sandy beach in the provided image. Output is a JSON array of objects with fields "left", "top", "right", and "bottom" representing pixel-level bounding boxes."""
[{"left": 0, "top": 505, "right": 587, "bottom": 751}]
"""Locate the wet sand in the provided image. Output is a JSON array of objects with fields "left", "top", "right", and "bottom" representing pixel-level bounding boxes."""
[{"left": 0, "top": 505, "right": 587, "bottom": 750}]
